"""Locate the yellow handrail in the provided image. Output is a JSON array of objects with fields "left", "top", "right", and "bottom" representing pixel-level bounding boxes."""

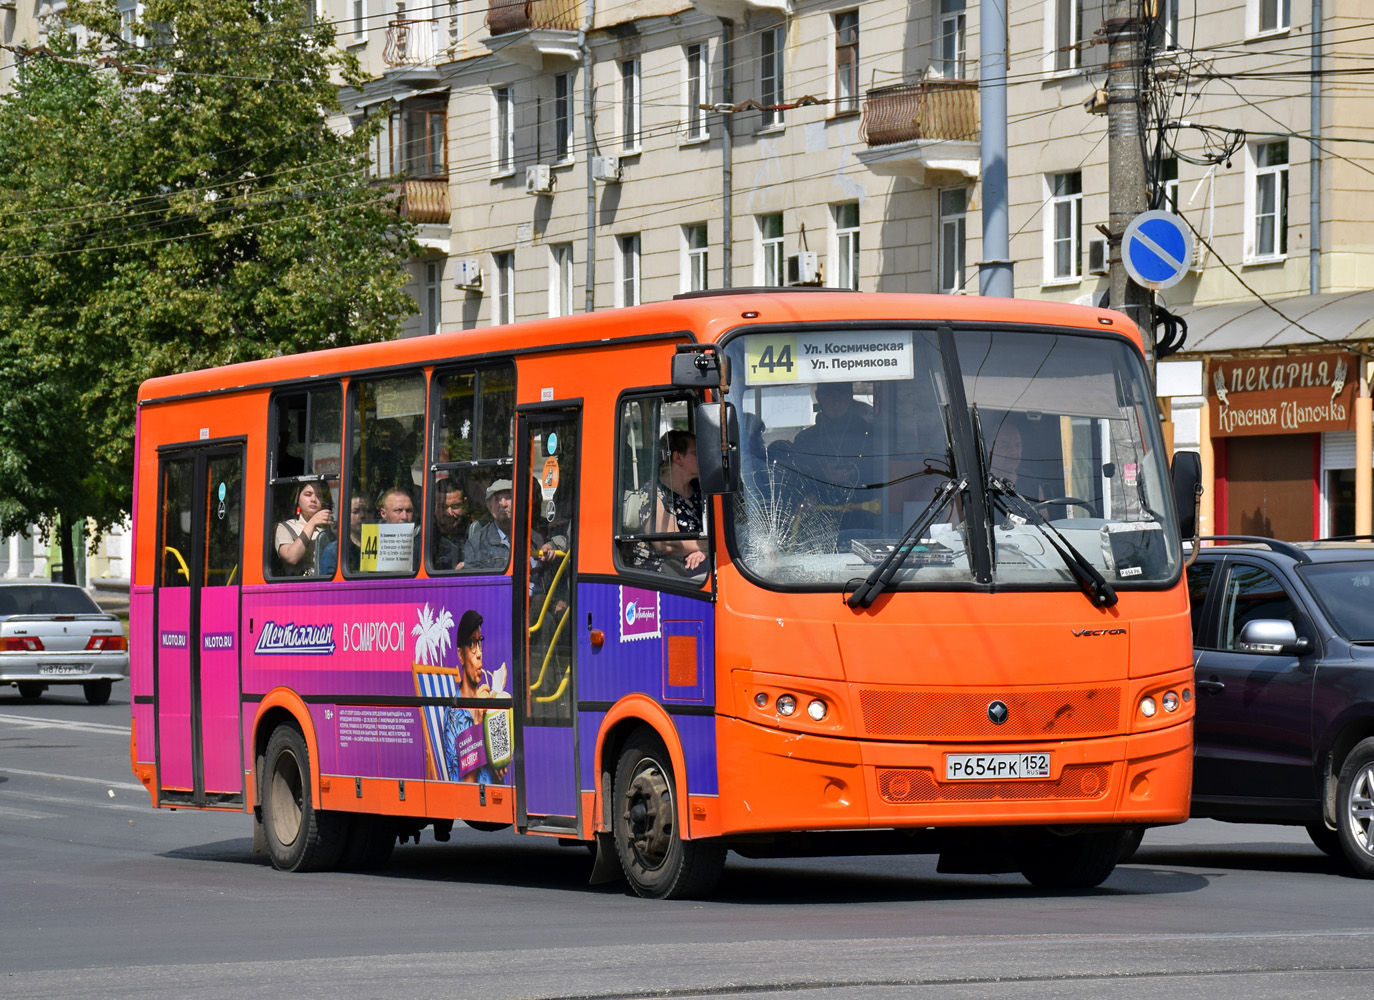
[
  {"left": 164, "top": 546, "right": 190, "bottom": 582},
  {"left": 527, "top": 548, "right": 569, "bottom": 636},
  {"left": 529, "top": 603, "right": 572, "bottom": 693},
  {"left": 534, "top": 666, "right": 570, "bottom": 703}
]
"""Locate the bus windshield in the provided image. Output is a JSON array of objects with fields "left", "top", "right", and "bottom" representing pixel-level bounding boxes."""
[{"left": 723, "top": 325, "right": 1180, "bottom": 593}]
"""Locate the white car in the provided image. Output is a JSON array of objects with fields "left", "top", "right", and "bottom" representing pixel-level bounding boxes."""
[{"left": 0, "top": 582, "right": 127, "bottom": 705}]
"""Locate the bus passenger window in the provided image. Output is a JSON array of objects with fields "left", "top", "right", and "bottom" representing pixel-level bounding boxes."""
[
  {"left": 615, "top": 395, "right": 708, "bottom": 582},
  {"left": 429, "top": 364, "right": 516, "bottom": 575},
  {"left": 347, "top": 372, "right": 425, "bottom": 576},
  {"left": 266, "top": 386, "right": 342, "bottom": 580}
]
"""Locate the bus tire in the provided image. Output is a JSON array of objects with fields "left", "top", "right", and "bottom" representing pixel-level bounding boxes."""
[
  {"left": 83, "top": 680, "right": 112, "bottom": 706},
  {"left": 612, "top": 728, "right": 725, "bottom": 900},
  {"left": 261, "top": 724, "right": 346, "bottom": 873},
  {"left": 17, "top": 682, "right": 44, "bottom": 701},
  {"left": 1336, "top": 738, "right": 1374, "bottom": 878},
  {"left": 1017, "top": 828, "right": 1121, "bottom": 890},
  {"left": 338, "top": 814, "right": 396, "bottom": 871},
  {"left": 1116, "top": 825, "right": 1145, "bottom": 863}
]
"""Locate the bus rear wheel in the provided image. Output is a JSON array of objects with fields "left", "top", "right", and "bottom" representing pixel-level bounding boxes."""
[
  {"left": 612, "top": 728, "right": 725, "bottom": 900},
  {"left": 1017, "top": 827, "right": 1122, "bottom": 890},
  {"left": 261, "top": 724, "right": 346, "bottom": 873}
]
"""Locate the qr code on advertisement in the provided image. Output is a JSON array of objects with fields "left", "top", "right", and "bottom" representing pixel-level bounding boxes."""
[{"left": 485, "top": 709, "right": 513, "bottom": 768}]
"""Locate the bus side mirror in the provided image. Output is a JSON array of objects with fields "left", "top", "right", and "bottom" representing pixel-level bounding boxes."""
[
  {"left": 672, "top": 347, "right": 730, "bottom": 392},
  {"left": 1171, "top": 450, "right": 1202, "bottom": 539},
  {"left": 695, "top": 402, "right": 739, "bottom": 495}
]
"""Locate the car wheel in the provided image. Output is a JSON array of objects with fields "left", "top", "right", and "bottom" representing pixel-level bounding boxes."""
[
  {"left": 1336, "top": 738, "right": 1374, "bottom": 878},
  {"left": 83, "top": 680, "right": 112, "bottom": 706},
  {"left": 260, "top": 723, "right": 347, "bottom": 873},
  {"left": 612, "top": 727, "right": 726, "bottom": 899},
  {"left": 1306, "top": 821, "right": 1343, "bottom": 859},
  {"left": 1017, "top": 828, "right": 1122, "bottom": 889},
  {"left": 16, "top": 682, "right": 44, "bottom": 701}
]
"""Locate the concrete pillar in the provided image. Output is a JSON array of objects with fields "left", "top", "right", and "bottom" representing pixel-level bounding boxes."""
[{"left": 1198, "top": 398, "right": 1215, "bottom": 538}]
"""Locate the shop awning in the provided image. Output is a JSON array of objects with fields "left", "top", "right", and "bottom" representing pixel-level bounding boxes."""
[{"left": 1173, "top": 289, "right": 1374, "bottom": 354}]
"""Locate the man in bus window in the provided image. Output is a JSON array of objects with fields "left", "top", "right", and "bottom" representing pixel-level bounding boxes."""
[
  {"left": 376, "top": 486, "right": 419, "bottom": 571},
  {"left": 432, "top": 478, "right": 469, "bottom": 570},
  {"left": 321, "top": 491, "right": 368, "bottom": 577},
  {"left": 466, "top": 480, "right": 514, "bottom": 570}
]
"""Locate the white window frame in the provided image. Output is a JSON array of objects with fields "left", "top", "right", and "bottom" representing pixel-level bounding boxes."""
[
  {"left": 553, "top": 72, "right": 574, "bottom": 164},
  {"left": 1044, "top": 0, "right": 1103, "bottom": 75},
  {"left": 1251, "top": 0, "right": 1291, "bottom": 36},
  {"left": 832, "top": 203, "right": 860, "bottom": 291},
  {"left": 683, "top": 43, "right": 709, "bottom": 142},
  {"left": 351, "top": 0, "right": 367, "bottom": 41},
  {"left": 1161, "top": 156, "right": 1179, "bottom": 213},
  {"left": 937, "top": 187, "right": 967, "bottom": 294},
  {"left": 1246, "top": 140, "right": 1289, "bottom": 262},
  {"left": 682, "top": 223, "right": 709, "bottom": 293},
  {"left": 118, "top": 0, "right": 143, "bottom": 46},
  {"left": 756, "top": 214, "right": 784, "bottom": 286},
  {"left": 760, "top": 26, "right": 785, "bottom": 129},
  {"left": 620, "top": 58, "right": 642, "bottom": 155},
  {"left": 424, "top": 259, "right": 443, "bottom": 337},
  {"left": 549, "top": 244, "right": 574, "bottom": 317},
  {"left": 492, "top": 86, "right": 514, "bottom": 177},
  {"left": 616, "top": 234, "right": 641, "bottom": 307},
  {"left": 938, "top": 0, "right": 966, "bottom": 78},
  {"left": 493, "top": 251, "right": 515, "bottom": 325},
  {"left": 1044, "top": 171, "right": 1082, "bottom": 284},
  {"left": 833, "top": 10, "right": 859, "bottom": 114}
]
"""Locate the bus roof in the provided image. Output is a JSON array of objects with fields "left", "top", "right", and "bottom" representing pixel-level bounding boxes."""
[{"left": 137, "top": 292, "right": 1139, "bottom": 405}]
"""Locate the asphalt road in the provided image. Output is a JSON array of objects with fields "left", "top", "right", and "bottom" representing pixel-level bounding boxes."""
[{"left": 2, "top": 687, "right": 1371, "bottom": 1000}]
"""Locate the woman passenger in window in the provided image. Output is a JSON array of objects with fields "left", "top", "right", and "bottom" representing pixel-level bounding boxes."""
[
  {"left": 275, "top": 481, "right": 333, "bottom": 575},
  {"left": 630, "top": 431, "right": 706, "bottom": 574}
]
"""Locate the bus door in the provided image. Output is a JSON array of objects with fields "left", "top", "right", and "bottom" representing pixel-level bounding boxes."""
[
  {"left": 513, "top": 408, "right": 580, "bottom": 831},
  {"left": 153, "top": 444, "right": 245, "bottom": 806}
]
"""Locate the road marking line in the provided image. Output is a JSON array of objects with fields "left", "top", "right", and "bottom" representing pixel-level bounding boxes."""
[
  {"left": 0, "top": 712, "right": 129, "bottom": 735},
  {"left": 0, "top": 767, "right": 144, "bottom": 791},
  {"left": 0, "top": 804, "right": 63, "bottom": 820},
  {"left": 2, "top": 788, "right": 148, "bottom": 813}
]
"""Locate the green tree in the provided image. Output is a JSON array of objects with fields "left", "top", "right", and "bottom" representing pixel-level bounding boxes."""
[{"left": 0, "top": 1, "right": 417, "bottom": 581}]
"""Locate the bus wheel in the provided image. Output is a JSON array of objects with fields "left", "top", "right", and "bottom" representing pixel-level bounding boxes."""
[
  {"left": 16, "top": 682, "right": 43, "bottom": 701},
  {"left": 261, "top": 724, "right": 346, "bottom": 873},
  {"left": 338, "top": 814, "right": 396, "bottom": 871},
  {"left": 1017, "top": 828, "right": 1121, "bottom": 890},
  {"left": 612, "top": 728, "right": 725, "bottom": 899},
  {"left": 1336, "top": 738, "right": 1374, "bottom": 878},
  {"left": 83, "top": 680, "right": 112, "bottom": 706}
]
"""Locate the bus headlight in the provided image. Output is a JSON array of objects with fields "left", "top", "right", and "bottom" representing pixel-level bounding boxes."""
[
  {"left": 776, "top": 695, "right": 797, "bottom": 716},
  {"left": 1139, "top": 696, "right": 1157, "bottom": 719},
  {"left": 754, "top": 692, "right": 768, "bottom": 708},
  {"left": 807, "top": 699, "right": 827, "bottom": 721},
  {"left": 1162, "top": 691, "right": 1180, "bottom": 713}
]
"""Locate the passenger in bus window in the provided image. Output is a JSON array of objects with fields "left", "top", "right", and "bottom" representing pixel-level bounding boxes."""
[
  {"left": 629, "top": 431, "right": 706, "bottom": 575},
  {"left": 432, "top": 478, "right": 469, "bottom": 570},
  {"left": 466, "top": 479, "right": 514, "bottom": 570},
  {"left": 377, "top": 486, "right": 420, "bottom": 571},
  {"left": 321, "top": 491, "right": 368, "bottom": 577},
  {"left": 275, "top": 481, "right": 333, "bottom": 576}
]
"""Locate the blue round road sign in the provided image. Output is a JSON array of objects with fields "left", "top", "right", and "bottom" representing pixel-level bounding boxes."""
[{"left": 1121, "top": 210, "right": 1194, "bottom": 291}]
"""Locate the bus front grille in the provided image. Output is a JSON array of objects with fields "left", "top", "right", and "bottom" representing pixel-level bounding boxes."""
[
  {"left": 857, "top": 687, "right": 1120, "bottom": 740},
  {"left": 876, "top": 765, "right": 1112, "bottom": 803}
]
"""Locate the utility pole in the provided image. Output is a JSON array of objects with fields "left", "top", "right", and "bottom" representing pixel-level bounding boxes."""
[
  {"left": 978, "top": 0, "right": 1012, "bottom": 298},
  {"left": 1106, "top": 0, "right": 1153, "bottom": 379}
]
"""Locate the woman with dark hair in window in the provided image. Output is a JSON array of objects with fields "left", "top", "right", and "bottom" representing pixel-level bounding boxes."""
[
  {"left": 275, "top": 481, "right": 333, "bottom": 575},
  {"left": 629, "top": 430, "right": 706, "bottom": 573}
]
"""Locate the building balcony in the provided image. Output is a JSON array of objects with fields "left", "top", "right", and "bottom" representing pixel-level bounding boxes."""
[
  {"left": 484, "top": 0, "right": 583, "bottom": 69},
  {"left": 399, "top": 178, "right": 450, "bottom": 225},
  {"left": 691, "top": 0, "right": 790, "bottom": 20},
  {"left": 383, "top": 19, "right": 445, "bottom": 82},
  {"left": 854, "top": 80, "right": 980, "bottom": 184}
]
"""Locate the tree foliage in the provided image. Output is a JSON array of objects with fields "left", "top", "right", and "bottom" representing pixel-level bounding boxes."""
[{"left": 0, "top": 0, "right": 416, "bottom": 573}]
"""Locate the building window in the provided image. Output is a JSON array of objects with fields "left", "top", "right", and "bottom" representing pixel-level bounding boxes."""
[
  {"left": 553, "top": 72, "right": 574, "bottom": 163},
  {"left": 493, "top": 251, "right": 514, "bottom": 324},
  {"left": 492, "top": 86, "right": 514, "bottom": 175},
  {"left": 1052, "top": 0, "right": 1104, "bottom": 72},
  {"left": 834, "top": 10, "right": 859, "bottom": 113},
  {"left": 118, "top": 0, "right": 142, "bottom": 46},
  {"left": 617, "top": 234, "right": 641, "bottom": 307},
  {"left": 684, "top": 44, "right": 708, "bottom": 141},
  {"left": 404, "top": 99, "right": 446, "bottom": 178},
  {"left": 683, "top": 224, "right": 709, "bottom": 293},
  {"left": 424, "top": 259, "right": 442, "bottom": 336},
  {"left": 761, "top": 26, "right": 785, "bottom": 128},
  {"left": 1250, "top": 140, "right": 1289, "bottom": 260},
  {"left": 939, "top": 0, "right": 966, "bottom": 77},
  {"left": 1160, "top": 155, "right": 1179, "bottom": 212},
  {"left": 549, "top": 244, "right": 573, "bottom": 317},
  {"left": 1257, "top": 0, "right": 1290, "bottom": 33},
  {"left": 352, "top": 0, "right": 366, "bottom": 39},
  {"left": 1046, "top": 171, "right": 1082, "bottom": 282},
  {"left": 834, "top": 203, "right": 859, "bottom": 291},
  {"left": 758, "top": 214, "right": 784, "bottom": 286},
  {"left": 1150, "top": 0, "right": 1178, "bottom": 50},
  {"left": 620, "top": 58, "right": 642, "bottom": 153},
  {"left": 938, "top": 188, "right": 966, "bottom": 294}
]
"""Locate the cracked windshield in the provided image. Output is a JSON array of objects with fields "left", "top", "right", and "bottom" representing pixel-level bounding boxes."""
[{"left": 724, "top": 327, "right": 1180, "bottom": 591}]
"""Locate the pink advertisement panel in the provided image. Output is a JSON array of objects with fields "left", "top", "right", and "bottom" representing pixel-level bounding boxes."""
[
  {"left": 155, "top": 587, "right": 193, "bottom": 791},
  {"left": 198, "top": 587, "right": 242, "bottom": 795}
]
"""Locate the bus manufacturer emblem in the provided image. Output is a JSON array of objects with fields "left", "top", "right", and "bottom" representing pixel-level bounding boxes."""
[{"left": 987, "top": 701, "right": 1010, "bottom": 725}]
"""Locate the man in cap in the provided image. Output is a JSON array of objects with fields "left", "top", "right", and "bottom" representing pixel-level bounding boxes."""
[
  {"left": 441, "top": 610, "right": 506, "bottom": 784},
  {"left": 465, "top": 479, "right": 515, "bottom": 570}
]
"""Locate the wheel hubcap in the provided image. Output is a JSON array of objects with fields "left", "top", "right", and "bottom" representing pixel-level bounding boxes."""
[
  {"left": 269, "top": 749, "right": 304, "bottom": 848},
  {"left": 1348, "top": 763, "right": 1374, "bottom": 858},
  {"left": 622, "top": 757, "right": 673, "bottom": 871}
]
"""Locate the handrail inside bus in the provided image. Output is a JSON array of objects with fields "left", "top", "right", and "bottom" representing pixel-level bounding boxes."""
[
  {"left": 527, "top": 549, "right": 570, "bottom": 636},
  {"left": 530, "top": 606, "right": 573, "bottom": 694},
  {"left": 534, "top": 667, "right": 570, "bottom": 703},
  {"left": 164, "top": 546, "right": 190, "bottom": 582}
]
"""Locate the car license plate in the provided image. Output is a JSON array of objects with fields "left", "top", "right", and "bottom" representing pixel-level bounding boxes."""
[
  {"left": 40, "top": 664, "right": 89, "bottom": 676},
  {"left": 946, "top": 753, "right": 1051, "bottom": 780}
]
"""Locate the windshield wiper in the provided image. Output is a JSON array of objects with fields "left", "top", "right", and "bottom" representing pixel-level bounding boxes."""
[
  {"left": 988, "top": 476, "right": 1119, "bottom": 609},
  {"left": 846, "top": 475, "right": 966, "bottom": 609}
]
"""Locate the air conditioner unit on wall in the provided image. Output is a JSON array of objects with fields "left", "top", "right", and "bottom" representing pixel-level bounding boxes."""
[
  {"left": 787, "top": 251, "right": 821, "bottom": 286},
  {"left": 1087, "top": 236, "right": 1109, "bottom": 276},
  {"left": 592, "top": 155, "right": 622, "bottom": 183},
  {"left": 525, "top": 164, "right": 554, "bottom": 195},
  {"left": 454, "top": 257, "right": 482, "bottom": 291}
]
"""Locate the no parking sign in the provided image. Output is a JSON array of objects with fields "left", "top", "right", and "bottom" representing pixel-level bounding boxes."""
[{"left": 1121, "top": 210, "right": 1194, "bottom": 291}]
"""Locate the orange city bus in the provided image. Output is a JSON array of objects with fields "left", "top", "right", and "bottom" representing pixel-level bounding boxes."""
[{"left": 129, "top": 290, "right": 1194, "bottom": 898}]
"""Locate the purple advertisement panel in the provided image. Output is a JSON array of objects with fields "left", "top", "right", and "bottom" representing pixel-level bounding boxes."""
[
  {"left": 198, "top": 587, "right": 242, "bottom": 796},
  {"left": 618, "top": 586, "right": 661, "bottom": 642},
  {"left": 155, "top": 587, "right": 193, "bottom": 791},
  {"left": 524, "top": 726, "right": 577, "bottom": 817},
  {"left": 242, "top": 579, "right": 514, "bottom": 784}
]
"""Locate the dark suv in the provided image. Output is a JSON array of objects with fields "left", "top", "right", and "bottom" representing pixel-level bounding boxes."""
[{"left": 1183, "top": 536, "right": 1374, "bottom": 875}]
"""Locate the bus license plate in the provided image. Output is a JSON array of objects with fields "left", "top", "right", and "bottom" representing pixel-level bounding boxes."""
[
  {"left": 946, "top": 753, "right": 1050, "bottom": 780},
  {"left": 40, "top": 664, "right": 88, "bottom": 676}
]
